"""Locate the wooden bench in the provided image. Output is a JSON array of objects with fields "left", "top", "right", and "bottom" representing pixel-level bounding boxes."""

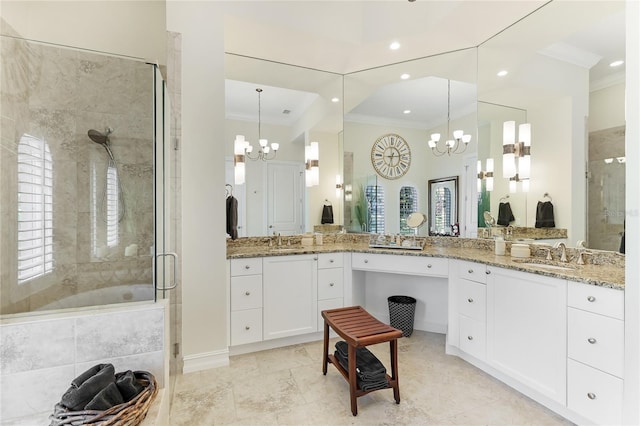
[{"left": 321, "top": 305, "right": 403, "bottom": 416}]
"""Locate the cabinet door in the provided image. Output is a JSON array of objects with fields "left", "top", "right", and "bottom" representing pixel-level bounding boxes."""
[
  {"left": 263, "top": 255, "right": 318, "bottom": 340},
  {"left": 487, "top": 267, "right": 567, "bottom": 404}
]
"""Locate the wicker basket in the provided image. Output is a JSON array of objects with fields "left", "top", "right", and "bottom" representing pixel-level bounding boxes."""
[{"left": 49, "top": 371, "right": 158, "bottom": 426}]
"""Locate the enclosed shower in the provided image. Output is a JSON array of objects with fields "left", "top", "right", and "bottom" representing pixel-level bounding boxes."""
[{"left": 0, "top": 36, "right": 161, "bottom": 315}]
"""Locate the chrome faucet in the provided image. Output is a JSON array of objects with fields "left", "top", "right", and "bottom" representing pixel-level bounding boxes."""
[
  {"left": 577, "top": 249, "right": 593, "bottom": 265},
  {"left": 554, "top": 242, "right": 568, "bottom": 263},
  {"left": 277, "top": 233, "right": 282, "bottom": 246}
]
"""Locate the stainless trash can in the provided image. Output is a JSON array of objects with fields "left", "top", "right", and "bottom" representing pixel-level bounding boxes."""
[{"left": 387, "top": 295, "right": 417, "bottom": 337}]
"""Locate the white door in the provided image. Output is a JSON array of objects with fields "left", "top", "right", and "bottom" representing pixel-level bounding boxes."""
[
  {"left": 266, "top": 161, "right": 304, "bottom": 235},
  {"left": 462, "top": 155, "right": 478, "bottom": 237}
]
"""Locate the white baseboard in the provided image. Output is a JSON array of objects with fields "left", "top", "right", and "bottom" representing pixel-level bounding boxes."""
[{"left": 182, "top": 348, "right": 229, "bottom": 374}]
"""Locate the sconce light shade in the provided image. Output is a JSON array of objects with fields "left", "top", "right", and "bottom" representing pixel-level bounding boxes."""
[
  {"left": 305, "top": 141, "right": 320, "bottom": 187},
  {"left": 486, "top": 158, "right": 494, "bottom": 192},
  {"left": 509, "top": 179, "right": 517, "bottom": 193},
  {"left": 477, "top": 160, "right": 482, "bottom": 193},
  {"left": 518, "top": 123, "right": 531, "bottom": 179},
  {"left": 503, "top": 121, "right": 517, "bottom": 178},
  {"left": 336, "top": 174, "right": 342, "bottom": 198},
  {"left": 234, "top": 135, "right": 246, "bottom": 185}
]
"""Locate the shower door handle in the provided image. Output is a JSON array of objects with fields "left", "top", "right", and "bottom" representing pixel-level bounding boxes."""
[{"left": 156, "top": 252, "right": 178, "bottom": 290}]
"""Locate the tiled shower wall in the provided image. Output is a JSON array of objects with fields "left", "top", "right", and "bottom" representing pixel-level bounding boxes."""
[
  {"left": 588, "top": 125, "right": 625, "bottom": 251},
  {"left": 0, "top": 301, "right": 168, "bottom": 422},
  {"left": 0, "top": 27, "right": 155, "bottom": 314}
]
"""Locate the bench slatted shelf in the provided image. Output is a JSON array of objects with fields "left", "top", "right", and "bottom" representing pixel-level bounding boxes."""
[{"left": 321, "top": 305, "right": 403, "bottom": 416}]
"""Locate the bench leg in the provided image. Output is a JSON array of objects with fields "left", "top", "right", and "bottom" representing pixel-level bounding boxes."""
[
  {"left": 390, "top": 339, "right": 400, "bottom": 404},
  {"left": 322, "top": 321, "right": 329, "bottom": 375},
  {"left": 348, "top": 344, "right": 358, "bottom": 416}
]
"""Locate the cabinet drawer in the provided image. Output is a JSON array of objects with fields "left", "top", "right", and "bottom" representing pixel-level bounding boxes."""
[
  {"left": 568, "top": 282, "right": 623, "bottom": 320},
  {"left": 568, "top": 307, "right": 624, "bottom": 378},
  {"left": 230, "top": 258, "right": 263, "bottom": 276},
  {"left": 317, "top": 253, "right": 343, "bottom": 269},
  {"left": 351, "top": 253, "right": 448, "bottom": 277},
  {"left": 567, "top": 359, "right": 623, "bottom": 426},
  {"left": 457, "top": 279, "right": 486, "bottom": 321},
  {"left": 459, "top": 315, "right": 486, "bottom": 360},
  {"left": 456, "top": 260, "right": 487, "bottom": 284},
  {"left": 231, "top": 275, "right": 263, "bottom": 311},
  {"left": 318, "top": 298, "right": 343, "bottom": 332},
  {"left": 318, "top": 268, "right": 344, "bottom": 300},
  {"left": 231, "top": 308, "right": 263, "bottom": 346}
]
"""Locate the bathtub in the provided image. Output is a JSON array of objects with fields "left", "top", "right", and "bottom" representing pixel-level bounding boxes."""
[{"left": 36, "top": 284, "right": 156, "bottom": 312}]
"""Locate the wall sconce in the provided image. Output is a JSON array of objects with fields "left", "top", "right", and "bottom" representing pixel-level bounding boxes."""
[
  {"left": 477, "top": 158, "right": 494, "bottom": 192},
  {"left": 305, "top": 141, "right": 319, "bottom": 187},
  {"left": 234, "top": 135, "right": 246, "bottom": 185},
  {"left": 344, "top": 184, "right": 353, "bottom": 202},
  {"left": 335, "top": 175, "right": 343, "bottom": 198},
  {"left": 502, "top": 121, "right": 531, "bottom": 191}
]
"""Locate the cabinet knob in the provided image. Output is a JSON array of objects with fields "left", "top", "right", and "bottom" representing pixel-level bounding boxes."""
[
  {"left": 330, "top": 259, "right": 334, "bottom": 263},
  {"left": 468, "top": 298, "right": 474, "bottom": 303},
  {"left": 588, "top": 337, "right": 597, "bottom": 344},
  {"left": 364, "top": 259, "right": 369, "bottom": 264},
  {"left": 587, "top": 392, "right": 597, "bottom": 400},
  {"left": 244, "top": 265, "right": 251, "bottom": 270},
  {"left": 245, "top": 326, "right": 251, "bottom": 330},
  {"left": 467, "top": 336, "right": 474, "bottom": 341},
  {"left": 587, "top": 296, "right": 596, "bottom": 302},
  {"left": 485, "top": 270, "right": 491, "bottom": 275},
  {"left": 468, "top": 269, "right": 474, "bottom": 274},
  {"left": 329, "top": 282, "right": 335, "bottom": 287},
  {"left": 245, "top": 291, "right": 250, "bottom": 296},
  {"left": 427, "top": 264, "right": 432, "bottom": 269}
]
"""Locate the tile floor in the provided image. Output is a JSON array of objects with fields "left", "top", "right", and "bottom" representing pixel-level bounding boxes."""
[{"left": 169, "top": 331, "right": 574, "bottom": 425}]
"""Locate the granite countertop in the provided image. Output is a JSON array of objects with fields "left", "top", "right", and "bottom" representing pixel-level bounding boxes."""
[{"left": 227, "top": 237, "right": 624, "bottom": 291}]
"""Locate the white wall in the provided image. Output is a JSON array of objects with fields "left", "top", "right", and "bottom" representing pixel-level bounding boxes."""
[
  {"left": 0, "top": 1, "right": 166, "bottom": 64},
  {"left": 307, "top": 130, "right": 342, "bottom": 230},
  {"left": 589, "top": 83, "right": 626, "bottom": 132},
  {"left": 166, "top": 2, "right": 228, "bottom": 371}
]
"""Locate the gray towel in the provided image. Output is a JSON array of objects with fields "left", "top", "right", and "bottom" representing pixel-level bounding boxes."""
[
  {"left": 335, "top": 341, "right": 387, "bottom": 380},
  {"left": 116, "top": 370, "right": 145, "bottom": 402},
  {"left": 84, "top": 382, "right": 124, "bottom": 411},
  {"left": 60, "top": 364, "right": 116, "bottom": 411}
]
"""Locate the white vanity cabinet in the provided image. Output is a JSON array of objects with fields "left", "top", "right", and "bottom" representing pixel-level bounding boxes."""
[
  {"left": 449, "top": 260, "right": 488, "bottom": 360},
  {"left": 263, "top": 254, "right": 318, "bottom": 340},
  {"left": 351, "top": 252, "right": 448, "bottom": 277},
  {"left": 316, "top": 253, "right": 344, "bottom": 331},
  {"left": 567, "top": 282, "right": 624, "bottom": 425},
  {"left": 486, "top": 266, "right": 567, "bottom": 405},
  {"left": 230, "top": 258, "right": 263, "bottom": 345}
]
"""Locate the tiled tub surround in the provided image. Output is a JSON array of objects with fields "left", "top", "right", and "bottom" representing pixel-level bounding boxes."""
[
  {"left": 0, "top": 33, "right": 155, "bottom": 315},
  {"left": 227, "top": 235, "right": 624, "bottom": 290},
  {"left": 0, "top": 300, "right": 169, "bottom": 424}
]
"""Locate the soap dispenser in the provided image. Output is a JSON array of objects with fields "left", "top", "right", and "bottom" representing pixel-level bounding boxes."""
[{"left": 495, "top": 237, "right": 506, "bottom": 256}]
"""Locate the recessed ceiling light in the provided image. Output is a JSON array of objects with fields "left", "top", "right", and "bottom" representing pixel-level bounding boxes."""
[
  {"left": 403, "top": 110, "right": 411, "bottom": 114},
  {"left": 389, "top": 42, "right": 400, "bottom": 50},
  {"left": 400, "top": 73, "right": 410, "bottom": 80},
  {"left": 331, "top": 97, "right": 340, "bottom": 103},
  {"left": 497, "top": 70, "right": 508, "bottom": 77},
  {"left": 610, "top": 60, "right": 624, "bottom": 67}
]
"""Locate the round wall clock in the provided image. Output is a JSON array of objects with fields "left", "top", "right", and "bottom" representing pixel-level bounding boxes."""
[{"left": 371, "top": 133, "right": 411, "bottom": 180}]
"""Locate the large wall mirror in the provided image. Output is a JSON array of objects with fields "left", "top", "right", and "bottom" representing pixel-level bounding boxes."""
[
  {"left": 477, "top": 1, "right": 625, "bottom": 250},
  {"left": 343, "top": 48, "right": 478, "bottom": 236},
  {"left": 224, "top": 54, "right": 343, "bottom": 237}
]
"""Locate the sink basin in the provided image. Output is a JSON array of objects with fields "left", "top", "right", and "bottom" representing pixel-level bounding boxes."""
[
  {"left": 269, "top": 247, "right": 299, "bottom": 252},
  {"left": 518, "top": 262, "right": 576, "bottom": 271}
]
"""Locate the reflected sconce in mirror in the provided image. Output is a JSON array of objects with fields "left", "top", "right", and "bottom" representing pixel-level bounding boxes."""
[
  {"left": 477, "top": 158, "right": 494, "bottom": 192},
  {"left": 305, "top": 141, "right": 319, "bottom": 187},
  {"left": 344, "top": 184, "right": 353, "bottom": 202},
  {"left": 233, "top": 88, "right": 280, "bottom": 185},
  {"left": 427, "top": 80, "right": 472, "bottom": 157},
  {"left": 335, "top": 174, "right": 343, "bottom": 197},
  {"left": 502, "top": 121, "right": 531, "bottom": 192}
]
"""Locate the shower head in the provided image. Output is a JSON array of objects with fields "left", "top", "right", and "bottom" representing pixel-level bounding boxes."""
[
  {"left": 88, "top": 129, "right": 111, "bottom": 145},
  {"left": 88, "top": 128, "right": 115, "bottom": 161}
]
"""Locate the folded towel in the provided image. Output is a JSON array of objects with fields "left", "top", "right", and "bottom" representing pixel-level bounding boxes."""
[
  {"left": 535, "top": 201, "right": 555, "bottom": 228},
  {"left": 60, "top": 364, "right": 116, "bottom": 411},
  {"left": 84, "top": 382, "right": 124, "bottom": 411},
  {"left": 334, "top": 351, "right": 389, "bottom": 391},
  {"left": 116, "top": 370, "right": 145, "bottom": 402},
  {"left": 334, "top": 341, "right": 387, "bottom": 380},
  {"left": 497, "top": 202, "right": 515, "bottom": 226}
]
